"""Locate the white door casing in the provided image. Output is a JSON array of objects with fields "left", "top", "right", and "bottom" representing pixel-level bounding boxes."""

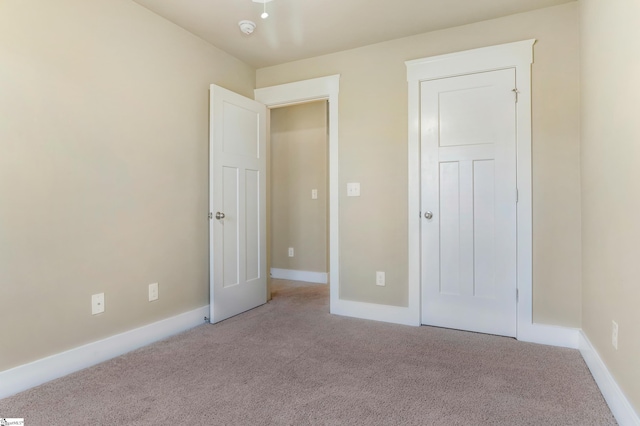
[
  {"left": 209, "top": 85, "right": 267, "bottom": 323},
  {"left": 420, "top": 69, "right": 517, "bottom": 336},
  {"left": 405, "top": 40, "right": 579, "bottom": 347},
  {"left": 254, "top": 75, "right": 343, "bottom": 315}
]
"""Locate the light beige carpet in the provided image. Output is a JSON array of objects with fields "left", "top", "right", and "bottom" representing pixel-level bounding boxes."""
[{"left": 0, "top": 280, "right": 616, "bottom": 425}]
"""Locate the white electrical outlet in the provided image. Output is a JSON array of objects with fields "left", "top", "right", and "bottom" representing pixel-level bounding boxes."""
[
  {"left": 347, "top": 182, "right": 361, "bottom": 197},
  {"left": 149, "top": 283, "right": 159, "bottom": 302},
  {"left": 612, "top": 320, "right": 618, "bottom": 350},
  {"left": 376, "top": 271, "right": 385, "bottom": 286},
  {"left": 92, "top": 293, "right": 105, "bottom": 315},
  {"left": 312, "top": 189, "right": 318, "bottom": 199},
  {"left": 288, "top": 247, "right": 294, "bottom": 257}
]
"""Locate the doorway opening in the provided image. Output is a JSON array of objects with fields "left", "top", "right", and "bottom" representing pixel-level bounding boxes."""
[
  {"left": 268, "top": 101, "right": 329, "bottom": 300},
  {"left": 255, "top": 75, "right": 340, "bottom": 311}
]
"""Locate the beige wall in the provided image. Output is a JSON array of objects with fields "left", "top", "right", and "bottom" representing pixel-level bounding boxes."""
[
  {"left": 580, "top": 0, "right": 640, "bottom": 413},
  {"left": 257, "top": 3, "right": 582, "bottom": 321},
  {"left": 0, "top": 0, "right": 254, "bottom": 371},
  {"left": 270, "top": 102, "right": 328, "bottom": 272},
  {"left": 4, "top": 1, "right": 637, "bottom": 411}
]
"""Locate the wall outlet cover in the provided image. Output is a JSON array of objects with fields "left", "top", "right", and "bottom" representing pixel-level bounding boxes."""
[
  {"left": 92, "top": 293, "right": 105, "bottom": 315},
  {"left": 149, "top": 283, "right": 159, "bottom": 302},
  {"left": 347, "top": 182, "right": 361, "bottom": 197}
]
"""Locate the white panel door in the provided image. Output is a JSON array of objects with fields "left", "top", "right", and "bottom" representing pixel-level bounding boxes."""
[
  {"left": 421, "top": 69, "right": 517, "bottom": 337},
  {"left": 210, "top": 85, "right": 267, "bottom": 323}
]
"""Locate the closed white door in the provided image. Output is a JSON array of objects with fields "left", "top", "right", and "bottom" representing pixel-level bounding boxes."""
[
  {"left": 209, "top": 85, "right": 267, "bottom": 323},
  {"left": 421, "top": 69, "right": 517, "bottom": 337}
]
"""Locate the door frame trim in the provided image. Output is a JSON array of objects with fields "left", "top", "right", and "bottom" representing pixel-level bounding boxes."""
[
  {"left": 406, "top": 40, "right": 538, "bottom": 340},
  {"left": 255, "top": 75, "right": 340, "bottom": 313}
]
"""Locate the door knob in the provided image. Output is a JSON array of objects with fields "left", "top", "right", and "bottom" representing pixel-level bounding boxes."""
[
  {"left": 215, "top": 212, "right": 225, "bottom": 220},
  {"left": 424, "top": 211, "right": 433, "bottom": 220}
]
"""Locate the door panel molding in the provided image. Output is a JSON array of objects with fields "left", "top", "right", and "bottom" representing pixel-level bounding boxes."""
[
  {"left": 407, "top": 40, "right": 543, "bottom": 341},
  {"left": 210, "top": 85, "right": 267, "bottom": 323},
  {"left": 421, "top": 69, "right": 517, "bottom": 337}
]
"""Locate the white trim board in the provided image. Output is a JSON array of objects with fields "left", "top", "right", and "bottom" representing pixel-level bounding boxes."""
[
  {"left": 331, "top": 299, "right": 419, "bottom": 326},
  {"left": 271, "top": 268, "right": 328, "bottom": 284},
  {"left": 4, "top": 303, "right": 635, "bottom": 424},
  {"left": 580, "top": 332, "right": 640, "bottom": 426},
  {"left": 255, "top": 75, "right": 341, "bottom": 318},
  {"left": 0, "top": 306, "right": 209, "bottom": 400},
  {"left": 519, "top": 323, "right": 579, "bottom": 349}
]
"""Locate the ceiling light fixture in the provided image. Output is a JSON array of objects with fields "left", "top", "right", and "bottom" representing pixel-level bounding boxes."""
[{"left": 252, "top": 0, "right": 273, "bottom": 20}]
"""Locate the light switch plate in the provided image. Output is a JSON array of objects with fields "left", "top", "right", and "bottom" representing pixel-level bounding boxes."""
[
  {"left": 312, "top": 189, "right": 318, "bottom": 199},
  {"left": 347, "top": 183, "right": 360, "bottom": 197}
]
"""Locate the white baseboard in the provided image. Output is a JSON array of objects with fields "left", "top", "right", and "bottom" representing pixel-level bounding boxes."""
[
  {"left": 330, "top": 298, "right": 420, "bottom": 326},
  {"left": 517, "top": 323, "right": 580, "bottom": 349},
  {"left": 579, "top": 331, "right": 640, "bottom": 426},
  {"left": 271, "top": 268, "right": 327, "bottom": 284},
  {"left": 3, "top": 304, "right": 637, "bottom": 426},
  {"left": 0, "top": 305, "right": 209, "bottom": 400}
]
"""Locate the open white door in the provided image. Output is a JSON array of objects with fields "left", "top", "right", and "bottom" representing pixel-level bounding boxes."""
[{"left": 209, "top": 85, "right": 267, "bottom": 323}]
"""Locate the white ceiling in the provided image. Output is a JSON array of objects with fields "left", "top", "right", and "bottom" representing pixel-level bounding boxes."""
[{"left": 133, "top": 0, "right": 574, "bottom": 68}]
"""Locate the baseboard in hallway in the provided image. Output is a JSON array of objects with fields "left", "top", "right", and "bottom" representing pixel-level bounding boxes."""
[{"left": 270, "top": 268, "right": 327, "bottom": 284}]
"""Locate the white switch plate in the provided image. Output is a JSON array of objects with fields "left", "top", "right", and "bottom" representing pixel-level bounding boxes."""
[
  {"left": 612, "top": 320, "right": 618, "bottom": 350},
  {"left": 288, "top": 247, "right": 294, "bottom": 257},
  {"left": 92, "top": 293, "right": 105, "bottom": 315},
  {"left": 149, "top": 283, "right": 159, "bottom": 302},
  {"left": 347, "top": 182, "right": 360, "bottom": 197},
  {"left": 376, "top": 271, "right": 385, "bottom": 286},
  {"left": 312, "top": 189, "right": 318, "bottom": 199}
]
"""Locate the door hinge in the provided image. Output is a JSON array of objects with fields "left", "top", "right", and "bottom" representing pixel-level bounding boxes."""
[
  {"left": 512, "top": 88, "right": 520, "bottom": 103},
  {"left": 516, "top": 188, "right": 519, "bottom": 203},
  {"left": 516, "top": 289, "right": 519, "bottom": 303},
  {"left": 208, "top": 212, "right": 213, "bottom": 220}
]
